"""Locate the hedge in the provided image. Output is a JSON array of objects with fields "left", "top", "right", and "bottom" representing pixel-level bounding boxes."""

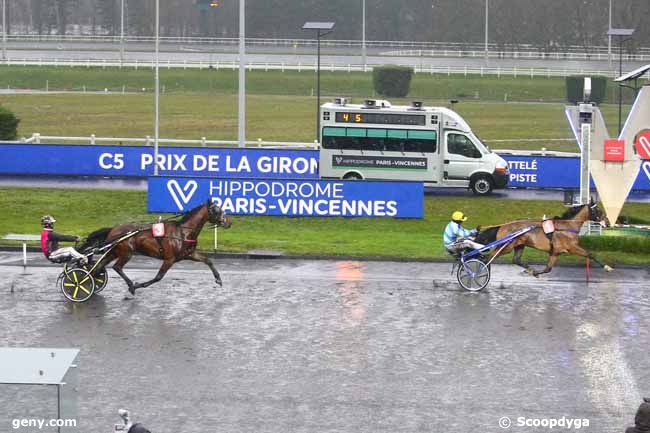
[
  {"left": 0, "top": 105, "right": 19, "bottom": 140},
  {"left": 566, "top": 76, "right": 608, "bottom": 105},
  {"left": 580, "top": 234, "right": 650, "bottom": 254},
  {"left": 372, "top": 65, "right": 413, "bottom": 98}
]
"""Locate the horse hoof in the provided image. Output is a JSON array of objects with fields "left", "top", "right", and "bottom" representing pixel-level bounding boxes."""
[
  {"left": 123, "top": 291, "right": 135, "bottom": 301},
  {"left": 215, "top": 279, "right": 223, "bottom": 287},
  {"left": 604, "top": 265, "right": 614, "bottom": 272}
]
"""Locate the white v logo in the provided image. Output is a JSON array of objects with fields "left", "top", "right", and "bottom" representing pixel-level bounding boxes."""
[{"left": 167, "top": 180, "right": 198, "bottom": 211}]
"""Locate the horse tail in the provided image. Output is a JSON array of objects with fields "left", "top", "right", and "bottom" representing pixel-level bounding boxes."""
[
  {"left": 79, "top": 227, "right": 113, "bottom": 252},
  {"left": 475, "top": 226, "right": 500, "bottom": 245}
]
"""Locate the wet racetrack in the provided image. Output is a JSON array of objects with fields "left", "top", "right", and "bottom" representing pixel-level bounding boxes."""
[{"left": 1, "top": 252, "right": 648, "bottom": 432}]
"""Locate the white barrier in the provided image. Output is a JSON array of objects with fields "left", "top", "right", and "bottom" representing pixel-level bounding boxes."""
[
  {"left": 18, "top": 133, "right": 578, "bottom": 155},
  {"left": 22, "top": 133, "right": 319, "bottom": 149},
  {"left": 5, "top": 34, "right": 650, "bottom": 59},
  {"left": 0, "top": 57, "right": 632, "bottom": 79},
  {"left": 2, "top": 234, "right": 41, "bottom": 267}
]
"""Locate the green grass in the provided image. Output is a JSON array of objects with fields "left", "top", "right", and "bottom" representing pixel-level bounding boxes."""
[
  {"left": 2, "top": 187, "right": 649, "bottom": 266},
  {"left": 0, "top": 66, "right": 635, "bottom": 152},
  {"left": 0, "top": 67, "right": 638, "bottom": 102},
  {"left": 581, "top": 235, "right": 650, "bottom": 254},
  {"left": 0, "top": 92, "right": 630, "bottom": 152}
]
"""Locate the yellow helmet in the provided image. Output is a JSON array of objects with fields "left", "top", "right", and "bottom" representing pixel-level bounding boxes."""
[{"left": 451, "top": 211, "right": 467, "bottom": 222}]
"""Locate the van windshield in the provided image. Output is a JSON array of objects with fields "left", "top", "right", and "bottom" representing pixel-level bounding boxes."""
[{"left": 471, "top": 133, "right": 491, "bottom": 153}]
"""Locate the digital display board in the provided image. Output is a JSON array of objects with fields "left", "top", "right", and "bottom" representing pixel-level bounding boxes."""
[{"left": 335, "top": 112, "right": 426, "bottom": 126}]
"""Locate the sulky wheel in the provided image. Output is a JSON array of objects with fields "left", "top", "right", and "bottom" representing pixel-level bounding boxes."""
[
  {"left": 60, "top": 267, "right": 95, "bottom": 302},
  {"left": 457, "top": 258, "right": 491, "bottom": 292},
  {"left": 84, "top": 265, "right": 108, "bottom": 294}
]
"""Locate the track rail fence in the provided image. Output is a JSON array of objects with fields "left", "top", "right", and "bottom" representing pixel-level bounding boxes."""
[
  {"left": 5, "top": 34, "right": 650, "bottom": 57},
  {"left": 18, "top": 133, "right": 577, "bottom": 155},
  {"left": 1, "top": 57, "right": 638, "bottom": 79}
]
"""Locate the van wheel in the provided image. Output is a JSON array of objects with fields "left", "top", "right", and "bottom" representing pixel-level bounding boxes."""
[
  {"left": 471, "top": 175, "right": 494, "bottom": 195},
  {"left": 343, "top": 173, "right": 362, "bottom": 180}
]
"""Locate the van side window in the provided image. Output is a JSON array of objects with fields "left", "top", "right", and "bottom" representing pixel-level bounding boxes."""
[
  {"left": 448, "top": 134, "right": 481, "bottom": 158},
  {"left": 407, "top": 130, "right": 437, "bottom": 153},
  {"left": 321, "top": 127, "right": 437, "bottom": 153}
]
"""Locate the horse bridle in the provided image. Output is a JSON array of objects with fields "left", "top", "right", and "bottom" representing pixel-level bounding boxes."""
[
  {"left": 208, "top": 202, "right": 228, "bottom": 227},
  {"left": 588, "top": 202, "right": 603, "bottom": 222}
]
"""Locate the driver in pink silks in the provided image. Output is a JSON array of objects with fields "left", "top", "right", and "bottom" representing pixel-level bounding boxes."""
[{"left": 40, "top": 215, "right": 86, "bottom": 263}]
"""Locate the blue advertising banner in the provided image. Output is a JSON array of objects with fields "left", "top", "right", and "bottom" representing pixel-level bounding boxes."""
[
  {"left": 501, "top": 155, "right": 579, "bottom": 188},
  {"left": 0, "top": 143, "right": 319, "bottom": 179},
  {"left": 2, "top": 143, "right": 650, "bottom": 191},
  {"left": 501, "top": 155, "right": 650, "bottom": 191},
  {"left": 148, "top": 177, "right": 424, "bottom": 218}
]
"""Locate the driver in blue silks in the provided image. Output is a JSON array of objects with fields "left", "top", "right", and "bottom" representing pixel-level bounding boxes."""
[{"left": 443, "top": 210, "right": 484, "bottom": 255}]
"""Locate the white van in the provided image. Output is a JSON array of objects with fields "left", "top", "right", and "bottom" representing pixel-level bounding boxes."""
[{"left": 319, "top": 98, "right": 509, "bottom": 195}]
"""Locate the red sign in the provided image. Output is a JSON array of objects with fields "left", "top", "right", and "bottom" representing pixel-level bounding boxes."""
[
  {"left": 604, "top": 139, "right": 625, "bottom": 162},
  {"left": 635, "top": 130, "right": 650, "bottom": 160}
]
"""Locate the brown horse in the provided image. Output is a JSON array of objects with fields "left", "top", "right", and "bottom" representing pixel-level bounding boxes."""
[
  {"left": 80, "top": 200, "right": 231, "bottom": 296},
  {"left": 475, "top": 202, "right": 614, "bottom": 277}
]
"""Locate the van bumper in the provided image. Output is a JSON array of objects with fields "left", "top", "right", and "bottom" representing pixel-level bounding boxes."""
[{"left": 493, "top": 171, "right": 509, "bottom": 189}]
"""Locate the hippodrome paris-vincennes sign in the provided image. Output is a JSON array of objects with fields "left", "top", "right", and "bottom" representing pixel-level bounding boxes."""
[{"left": 148, "top": 177, "right": 425, "bottom": 218}]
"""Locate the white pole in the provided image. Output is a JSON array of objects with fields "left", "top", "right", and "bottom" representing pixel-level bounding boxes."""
[
  {"left": 120, "top": 0, "right": 125, "bottom": 63},
  {"left": 2, "top": 0, "right": 6, "bottom": 62},
  {"left": 213, "top": 226, "right": 218, "bottom": 250},
  {"left": 238, "top": 0, "right": 246, "bottom": 147},
  {"left": 580, "top": 122, "right": 591, "bottom": 205},
  {"left": 362, "top": 0, "right": 366, "bottom": 72},
  {"left": 484, "top": 0, "right": 488, "bottom": 63},
  {"left": 608, "top": 0, "right": 612, "bottom": 68},
  {"left": 154, "top": 0, "right": 160, "bottom": 175}
]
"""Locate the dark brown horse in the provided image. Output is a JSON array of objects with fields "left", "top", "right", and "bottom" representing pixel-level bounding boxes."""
[
  {"left": 81, "top": 200, "right": 231, "bottom": 296},
  {"left": 475, "top": 202, "right": 614, "bottom": 277}
]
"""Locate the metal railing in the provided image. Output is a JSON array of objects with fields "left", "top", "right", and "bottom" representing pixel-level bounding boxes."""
[
  {"left": 5, "top": 34, "right": 650, "bottom": 55},
  {"left": 23, "top": 133, "right": 319, "bottom": 149},
  {"left": 383, "top": 49, "right": 650, "bottom": 63},
  {"left": 21, "top": 133, "right": 579, "bottom": 155},
  {"left": 493, "top": 148, "right": 579, "bottom": 157},
  {"left": 1, "top": 57, "right": 630, "bottom": 78},
  {"left": 3, "top": 35, "right": 650, "bottom": 64}
]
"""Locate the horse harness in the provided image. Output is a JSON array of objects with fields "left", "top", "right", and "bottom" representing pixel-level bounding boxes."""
[
  {"left": 142, "top": 222, "right": 200, "bottom": 257},
  {"left": 145, "top": 204, "right": 222, "bottom": 256},
  {"left": 538, "top": 219, "right": 582, "bottom": 255}
]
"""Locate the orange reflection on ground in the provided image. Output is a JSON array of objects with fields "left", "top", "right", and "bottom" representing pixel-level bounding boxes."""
[
  {"left": 335, "top": 261, "right": 365, "bottom": 281},
  {"left": 335, "top": 261, "right": 366, "bottom": 325}
]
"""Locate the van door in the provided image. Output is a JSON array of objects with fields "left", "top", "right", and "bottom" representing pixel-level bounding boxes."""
[{"left": 443, "top": 131, "right": 482, "bottom": 187}]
